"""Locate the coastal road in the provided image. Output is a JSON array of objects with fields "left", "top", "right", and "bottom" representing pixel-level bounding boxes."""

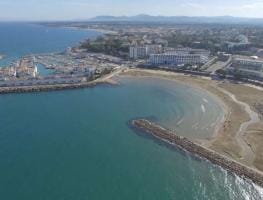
[{"left": 206, "top": 56, "right": 232, "bottom": 74}]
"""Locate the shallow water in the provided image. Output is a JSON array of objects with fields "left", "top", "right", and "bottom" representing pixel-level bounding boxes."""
[
  {"left": 0, "top": 77, "right": 261, "bottom": 200},
  {"left": 118, "top": 77, "right": 224, "bottom": 140}
]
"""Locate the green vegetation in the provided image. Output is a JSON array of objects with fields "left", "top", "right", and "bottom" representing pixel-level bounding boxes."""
[
  {"left": 164, "top": 32, "right": 224, "bottom": 54},
  {"left": 80, "top": 36, "right": 129, "bottom": 57}
]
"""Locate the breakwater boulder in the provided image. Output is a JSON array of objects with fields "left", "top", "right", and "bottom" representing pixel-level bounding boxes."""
[
  {"left": 130, "top": 119, "right": 263, "bottom": 188},
  {"left": 0, "top": 82, "right": 102, "bottom": 94}
]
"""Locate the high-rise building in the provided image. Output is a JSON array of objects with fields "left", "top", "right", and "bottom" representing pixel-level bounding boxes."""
[
  {"left": 129, "top": 45, "right": 163, "bottom": 59},
  {"left": 129, "top": 46, "right": 147, "bottom": 59},
  {"left": 146, "top": 45, "right": 163, "bottom": 55}
]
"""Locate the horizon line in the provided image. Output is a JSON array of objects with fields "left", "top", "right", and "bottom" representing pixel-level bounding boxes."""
[{"left": 1, "top": 14, "right": 263, "bottom": 23}]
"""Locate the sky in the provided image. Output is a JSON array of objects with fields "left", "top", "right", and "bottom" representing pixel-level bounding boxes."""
[{"left": 0, "top": 0, "right": 263, "bottom": 21}]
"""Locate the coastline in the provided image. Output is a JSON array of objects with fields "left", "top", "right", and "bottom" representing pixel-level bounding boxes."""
[
  {"left": 1, "top": 66, "right": 262, "bottom": 173},
  {"left": 0, "top": 67, "right": 122, "bottom": 94},
  {"left": 56, "top": 25, "right": 117, "bottom": 34},
  {"left": 119, "top": 68, "right": 263, "bottom": 172},
  {"left": 0, "top": 81, "right": 102, "bottom": 94},
  {"left": 118, "top": 71, "right": 228, "bottom": 140},
  {"left": 130, "top": 119, "right": 263, "bottom": 188},
  {"left": 0, "top": 77, "right": 118, "bottom": 95},
  {"left": 118, "top": 69, "right": 230, "bottom": 138}
]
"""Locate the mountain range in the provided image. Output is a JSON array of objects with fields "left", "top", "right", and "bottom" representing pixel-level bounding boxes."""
[{"left": 89, "top": 14, "right": 263, "bottom": 25}]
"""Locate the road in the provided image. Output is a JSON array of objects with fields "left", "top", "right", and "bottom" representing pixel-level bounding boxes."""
[
  {"left": 206, "top": 56, "right": 232, "bottom": 74},
  {"left": 95, "top": 66, "right": 127, "bottom": 82}
]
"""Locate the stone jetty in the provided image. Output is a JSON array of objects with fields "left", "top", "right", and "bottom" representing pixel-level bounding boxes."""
[
  {"left": 0, "top": 82, "right": 104, "bottom": 94},
  {"left": 130, "top": 119, "right": 263, "bottom": 188}
]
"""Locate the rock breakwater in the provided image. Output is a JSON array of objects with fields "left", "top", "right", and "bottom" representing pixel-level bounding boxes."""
[
  {"left": 130, "top": 119, "right": 263, "bottom": 188},
  {"left": 0, "top": 82, "right": 106, "bottom": 94}
]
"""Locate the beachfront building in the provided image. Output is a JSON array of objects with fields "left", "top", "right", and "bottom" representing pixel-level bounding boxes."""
[
  {"left": 227, "top": 55, "right": 263, "bottom": 80},
  {"left": 149, "top": 53, "right": 209, "bottom": 66},
  {"left": 165, "top": 47, "right": 210, "bottom": 57},
  {"left": 146, "top": 45, "right": 163, "bottom": 55},
  {"left": 129, "top": 46, "right": 147, "bottom": 59},
  {"left": 129, "top": 45, "right": 163, "bottom": 59}
]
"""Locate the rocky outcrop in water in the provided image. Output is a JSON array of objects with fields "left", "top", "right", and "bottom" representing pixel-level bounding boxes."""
[{"left": 130, "top": 119, "right": 263, "bottom": 188}]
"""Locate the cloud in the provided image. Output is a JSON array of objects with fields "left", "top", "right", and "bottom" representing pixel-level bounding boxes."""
[{"left": 241, "top": 2, "right": 263, "bottom": 9}]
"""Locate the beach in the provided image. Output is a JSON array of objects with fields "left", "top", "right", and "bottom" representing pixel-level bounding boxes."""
[{"left": 119, "top": 68, "right": 263, "bottom": 172}]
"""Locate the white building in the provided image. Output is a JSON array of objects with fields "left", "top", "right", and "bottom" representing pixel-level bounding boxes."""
[
  {"left": 129, "top": 46, "right": 147, "bottom": 59},
  {"left": 146, "top": 45, "right": 163, "bottom": 55},
  {"left": 232, "top": 56, "right": 263, "bottom": 68},
  {"left": 149, "top": 53, "right": 209, "bottom": 66},
  {"left": 228, "top": 56, "right": 263, "bottom": 79},
  {"left": 129, "top": 45, "right": 163, "bottom": 59},
  {"left": 165, "top": 47, "right": 210, "bottom": 57}
]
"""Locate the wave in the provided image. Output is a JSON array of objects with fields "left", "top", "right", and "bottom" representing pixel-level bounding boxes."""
[
  {"left": 203, "top": 98, "right": 209, "bottom": 103},
  {"left": 176, "top": 118, "right": 184, "bottom": 126},
  {"left": 201, "top": 104, "right": 206, "bottom": 113}
]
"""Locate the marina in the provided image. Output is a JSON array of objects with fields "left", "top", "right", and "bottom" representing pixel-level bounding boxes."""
[{"left": 0, "top": 50, "right": 125, "bottom": 88}]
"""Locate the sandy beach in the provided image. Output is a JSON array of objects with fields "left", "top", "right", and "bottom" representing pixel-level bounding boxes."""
[{"left": 119, "top": 68, "right": 263, "bottom": 172}]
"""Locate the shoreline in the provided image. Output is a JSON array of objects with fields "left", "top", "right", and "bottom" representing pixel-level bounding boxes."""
[
  {"left": 1, "top": 67, "right": 262, "bottom": 172},
  {"left": 216, "top": 87, "right": 260, "bottom": 165},
  {"left": 0, "top": 67, "right": 123, "bottom": 95},
  {"left": 130, "top": 119, "right": 263, "bottom": 188},
  {"left": 118, "top": 70, "right": 229, "bottom": 139},
  {"left": 119, "top": 68, "right": 263, "bottom": 172},
  {"left": 116, "top": 74, "right": 228, "bottom": 140},
  {"left": 0, "top": 78, "right": 117, "bottom": 95},
  {"left": 54, "top": 25, "right": 117, "bottom": 34},
  {"left": 0, "top": 81, "right": 103, "bottom": 94}
]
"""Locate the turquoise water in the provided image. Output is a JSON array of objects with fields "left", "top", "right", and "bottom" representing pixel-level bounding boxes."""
[
  {"left": 0, "top": 77, "right": 262, "bottom": 200},
  {"left": 37, "top": 63, "right": 54, "bottom": 76},
  {"left": 0, "top": 23, "right": 99, "bottom": 67},
  {"left": 0, "top": 23, "right": 262, "bottom": 199}
]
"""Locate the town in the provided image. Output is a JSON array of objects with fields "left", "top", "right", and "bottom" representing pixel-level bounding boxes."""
[{"left": 0, "top": 21, "right": 263, "bottom": 89}]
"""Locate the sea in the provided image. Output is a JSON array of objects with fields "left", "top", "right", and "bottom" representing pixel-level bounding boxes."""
[
  {"left": 0, "top": 23, "right": 262, "bottom": 200},
  {"left": 0, "top": 22, "right": 99, "bottom": 67}
]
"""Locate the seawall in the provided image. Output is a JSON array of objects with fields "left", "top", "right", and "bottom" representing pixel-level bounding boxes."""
[
  {"left": 0, "top": 81, "right": 106, "bottom": 95},
  {"left": 130, "top": 119, "right": 263, "bottom": 188}
]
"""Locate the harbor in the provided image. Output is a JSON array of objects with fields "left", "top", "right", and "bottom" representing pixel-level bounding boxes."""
[{"left": 0, "top": 48, "right": 126, "bottom": 89}]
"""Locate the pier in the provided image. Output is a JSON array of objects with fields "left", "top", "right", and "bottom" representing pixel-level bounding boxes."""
[{"left": 130, "top": 119, "right": 263, "bottom": 188}]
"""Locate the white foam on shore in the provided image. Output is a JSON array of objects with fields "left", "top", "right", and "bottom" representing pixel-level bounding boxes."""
[
  {"left": 209, "top": 162, "right": 263, "bottom": 200},
  {"left": 177, "top": 118, "right": 184, "bottom": 126}
]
